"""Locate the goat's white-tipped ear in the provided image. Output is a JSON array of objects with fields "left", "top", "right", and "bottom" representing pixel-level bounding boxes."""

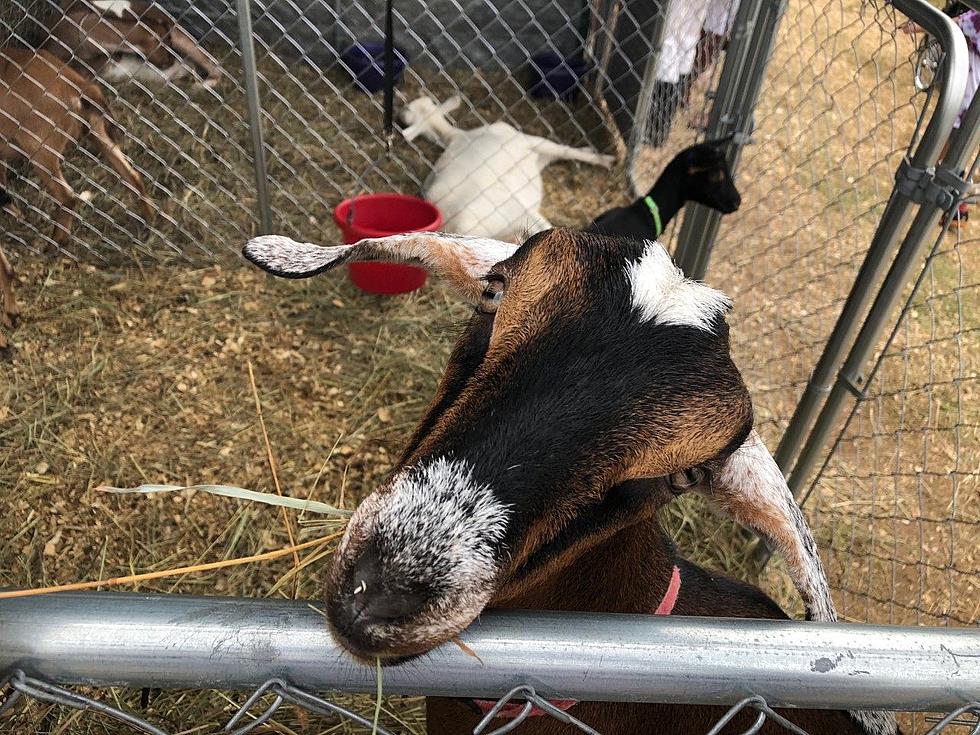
[
  {"left": 243, "top": 235, "right": 347, "bottom": 279},
  {"left": 710, "top": 430, "right": 838, "bottom": 624},
  {"left": 243, "top": 232, "right": 519, "bottom": 303}
]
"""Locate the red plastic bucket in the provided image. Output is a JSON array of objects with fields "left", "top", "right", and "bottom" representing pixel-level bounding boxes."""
[{"left": 333, "top": 194, "right": 442, "bottom": 295}]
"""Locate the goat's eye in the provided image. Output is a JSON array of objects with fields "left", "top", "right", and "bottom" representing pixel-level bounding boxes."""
[{"left": 480, "top": 278, "right": 506, "bottom": 314}]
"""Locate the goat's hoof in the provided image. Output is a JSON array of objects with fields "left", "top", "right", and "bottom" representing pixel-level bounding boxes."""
[
  {"left": 3, "top": 310, "right": 19, "bottom": 330},
  {"left": 0, "top": 340, "right": 12, "bottom": 361}
]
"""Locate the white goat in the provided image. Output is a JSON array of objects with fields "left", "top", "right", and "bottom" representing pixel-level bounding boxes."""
[{"left": 400, "top": 96, "right": 615, "bottom": 240}]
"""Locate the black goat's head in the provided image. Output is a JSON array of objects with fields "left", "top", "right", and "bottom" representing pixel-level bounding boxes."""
[{"left": 674, "top": 138, "right": 741, "bottom": 214}]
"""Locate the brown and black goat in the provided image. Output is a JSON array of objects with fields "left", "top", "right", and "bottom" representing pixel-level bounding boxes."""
[
  {"left": 243, "top": 229, "right": 897, "bottom": 735},
  {"left": 45, "top": 1, "right": 222, "bottom": 90},
  {"left": 0, "top": 47, "right": 153, "bottom": 246}
]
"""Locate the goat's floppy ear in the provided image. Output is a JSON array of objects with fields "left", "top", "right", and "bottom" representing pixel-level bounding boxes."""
[
  {"left": 243, "top": 233, "right": 519, "bottom": 303},
  {"left": 708, "top": 430, "right": 838, "bottom": 623}
]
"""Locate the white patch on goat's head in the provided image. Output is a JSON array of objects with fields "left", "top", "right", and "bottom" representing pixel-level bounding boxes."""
[
  {"left": 92, "top": 0, "right": 134, "bottom": 18},
  {"left": 625, "top": 241, "right": 732, "bottom": 331},
  {"left": 327, "top": 458, "right": 509, "bottom": 660}
]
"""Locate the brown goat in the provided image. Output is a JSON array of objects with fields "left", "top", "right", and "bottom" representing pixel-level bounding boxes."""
[
  {"left": 0, "top": 47, "right": 153, "bottom": 247},
  {"left": 0, "top": 240, "right": 17, "bottom": 355},
  {"left": 45, "top": 1, "right": 222, "bottom": 90},
  {"left": 242, "top": 229, "right": 898, "bottom": 735}
]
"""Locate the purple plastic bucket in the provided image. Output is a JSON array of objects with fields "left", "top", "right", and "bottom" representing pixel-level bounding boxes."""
[
  {"left": 528, "top": 52, "right": 587, "bottom": 100},
  {"left": 341, "top": 42, "right": 408, "bottom": 93}
]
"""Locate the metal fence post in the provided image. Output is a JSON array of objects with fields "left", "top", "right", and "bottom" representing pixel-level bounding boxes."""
[
  {"left": 673, "top": 0, "right": 785, "bottom": 280},
  {"left": 624, "top": 2, "right": 669, "bottom": 179},
  {"left": 787, "top": 83, "right": 979, "bottom": 501},
  {"left": 772, "top": 0, "right": 968, "bottom": 478},
  {"left": 237, "top": 0, "right": 274, "bottom": 235}
]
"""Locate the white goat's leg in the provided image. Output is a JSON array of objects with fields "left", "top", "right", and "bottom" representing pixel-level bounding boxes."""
[{"left": 529, "top": 136, "right": 615, "bottom": 168}]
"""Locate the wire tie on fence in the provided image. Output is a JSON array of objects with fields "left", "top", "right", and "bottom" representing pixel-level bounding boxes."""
[
  {"left": 223, "top": 677, "right": 286, "bottom": 735},
  {"left": 925, "top": 702, "right": 980, "bottom": 735},
  {"left": 1, "top": 670, "right": 171, "bottom": 735},
  {"left": 704, "top": 696, "right": 813, "bottom": 735},
  {"left": 473, "top": 684, "right": 601, "bottom": 735},
  {"left": 224, "top": 678, "right": 397, "bottom": 735},
  {"left": 277, "top": 681, "right": 397, "bottom": 735}
]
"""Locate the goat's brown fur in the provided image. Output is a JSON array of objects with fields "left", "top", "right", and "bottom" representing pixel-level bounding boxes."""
[
  {"left": 47, "top": 1, "right": 222, "bottom": 89},
  {"left": 0, "top": 243, "right": 17, "bottom": 355},
  {"left": 430, "top": 487, "right": 867, "bottom": 734},
  {"left": 0, "top": 47, "right": 153, "bottom": 246},
  {"left": 240, "top": 229, "right": 889, "bottom": 735}
]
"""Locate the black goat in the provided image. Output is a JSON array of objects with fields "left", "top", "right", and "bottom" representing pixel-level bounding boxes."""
[{"left": 587, "top": 139, "right": 741, "bottom": 239}]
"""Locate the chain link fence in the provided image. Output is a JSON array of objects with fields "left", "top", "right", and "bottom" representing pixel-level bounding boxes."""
[
  {"left": 702, "top": 0, "right": 979, "bottom": 644},
  {"left": 0, "top": 0, "right": 697, "bottom": 265},
  {"left": 4, "top": 669, "right": 980, "bottom": 735},
  {"left": 1, "top": 0, "right": 978, "bottom": 733}
]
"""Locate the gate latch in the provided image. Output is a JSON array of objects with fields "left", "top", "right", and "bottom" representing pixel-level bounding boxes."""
[{"left": 895, "top": 159, "right": 972, "bottom": 211}]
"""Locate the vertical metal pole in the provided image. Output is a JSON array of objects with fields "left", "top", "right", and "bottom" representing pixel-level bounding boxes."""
[
  {"left": 674, "top": 0, "right": 784, "bottom": 279},
  {"left": 626, "top": 1, "right": 669, "bottom": 184},
  {"left": 787, "top": 83, "right": 979, "bottom": 499},
  {"left": 773, "top": 0, "right": 967, "bottom": 478},
  {"left": 237, "top": 0, "right": 273, "bottom": 235}
]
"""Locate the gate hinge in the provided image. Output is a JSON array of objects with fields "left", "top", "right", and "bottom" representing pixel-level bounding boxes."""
[{"left": 895, "top": 159, "right": 972, "bottom": 210}]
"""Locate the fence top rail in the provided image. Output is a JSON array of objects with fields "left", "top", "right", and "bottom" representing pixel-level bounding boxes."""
[{"left": 1, "top": 592, "right": 977, "bottom": 712}]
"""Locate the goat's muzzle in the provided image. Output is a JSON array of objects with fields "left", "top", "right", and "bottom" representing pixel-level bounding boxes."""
[
  {"left": 328, "top": 543, "right": 434, "bottom": 662},
  {"left": 325, "top": 459, "right": 508, "bottom": 663}
]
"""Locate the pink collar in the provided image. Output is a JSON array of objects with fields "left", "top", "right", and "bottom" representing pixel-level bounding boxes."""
[
  {"left": 654, "top": 563, "right": 682, "bottom": 616},
  {"left": 473, "top": 565, "right": 682, "bottom": 719}
]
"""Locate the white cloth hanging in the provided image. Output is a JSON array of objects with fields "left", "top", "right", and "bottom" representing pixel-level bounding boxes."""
[
  {"left": 656, "top": 0, "right": 712, "bottom": 84},
  {"left": 703, "top": 0, "right": 740, "bottom": 37}
]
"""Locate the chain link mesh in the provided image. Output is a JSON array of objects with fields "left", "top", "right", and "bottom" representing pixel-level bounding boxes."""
[
  {"left": 703, "top": 0, "right": 977, "bottom": 649},
  {"left": 5, "top": 670, "right": 978, "bottom": 735},
  {"left": 0, "top": 0, "right": 680, "bottom": 265},
  {"left": 1, "top": 0, "right": 976, "bottom": 733}
]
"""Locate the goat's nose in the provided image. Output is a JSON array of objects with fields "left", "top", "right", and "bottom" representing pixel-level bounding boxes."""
[{"left": 343, "top": 551, "right": 429, "bottom": 625}]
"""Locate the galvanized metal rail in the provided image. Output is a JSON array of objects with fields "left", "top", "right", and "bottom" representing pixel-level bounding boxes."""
[{"left": 0, "top": 592, "right": 977, "bottom": 712}]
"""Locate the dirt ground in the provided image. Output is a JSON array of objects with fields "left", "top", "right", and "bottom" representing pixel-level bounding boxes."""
[{"left": 0, "top": 0, "right": 977, "bottom": 732}]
